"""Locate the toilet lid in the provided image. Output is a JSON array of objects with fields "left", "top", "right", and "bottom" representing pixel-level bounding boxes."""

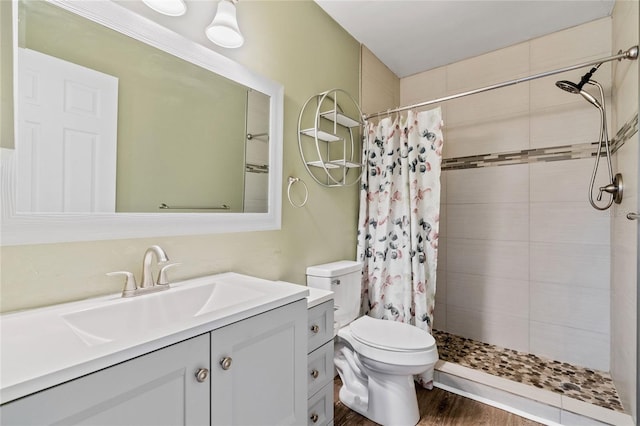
[{"left": 349, "top": 316, "right": 435, "bottom": 352}]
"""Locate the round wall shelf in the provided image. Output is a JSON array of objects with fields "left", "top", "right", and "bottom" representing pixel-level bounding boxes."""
[{"left": 297, "top": 89, "right": 364, "bottom": 187}]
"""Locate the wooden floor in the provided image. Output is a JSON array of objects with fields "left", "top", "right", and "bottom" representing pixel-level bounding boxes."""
[{"left": 333, "top": 378, "right": 542, "bottom": 426}]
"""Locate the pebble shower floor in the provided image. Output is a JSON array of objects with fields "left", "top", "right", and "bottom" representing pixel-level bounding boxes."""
[{"left": 433, "top": 330, "right": 624, "bottom": 413}]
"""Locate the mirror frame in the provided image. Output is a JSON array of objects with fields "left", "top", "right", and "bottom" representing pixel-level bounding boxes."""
[{"left": 1, "top": 0, "right": 283, "bottom": 246}]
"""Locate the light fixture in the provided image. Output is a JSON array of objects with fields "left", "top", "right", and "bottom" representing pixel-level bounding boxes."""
[
  {"left": 142, "top": 0, "right": 187, "bottom": 16},
  {"left": 205, "top": 0, "right": 244, "bottom": 48}
]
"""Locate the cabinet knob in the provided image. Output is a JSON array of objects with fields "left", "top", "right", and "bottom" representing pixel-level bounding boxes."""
[
  {"left": 310, "top": 369, "right": 319, "bottom": 379},
  {"left": 195, "top": 368, "right": 209, "bottom": 383},
  {"left": 220, "top": 356, "right": 233, "bottom": 370},
  {"left": 310, "top": 324, "right": 320, "bottom": 333},
  {"left": 310, "top": 413, "right": 319, "bottom": 423}
]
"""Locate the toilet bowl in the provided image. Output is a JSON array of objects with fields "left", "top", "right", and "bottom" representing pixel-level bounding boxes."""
[{"left": 306, "top": 260, "right": 439, "bottom": 426}]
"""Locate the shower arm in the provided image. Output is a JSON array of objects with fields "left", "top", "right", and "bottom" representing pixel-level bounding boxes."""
[{"left": 363, "top": 45, "right": 639, "bottom": 120}]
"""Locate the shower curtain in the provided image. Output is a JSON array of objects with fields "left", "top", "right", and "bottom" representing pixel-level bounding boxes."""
[{"left": 356, "top": 107, "right": 443, "bottom": 387}]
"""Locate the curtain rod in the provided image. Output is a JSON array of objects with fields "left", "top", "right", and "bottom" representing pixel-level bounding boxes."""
[{"left": 363, "top": 45, "right": 639, "bottom": 121}]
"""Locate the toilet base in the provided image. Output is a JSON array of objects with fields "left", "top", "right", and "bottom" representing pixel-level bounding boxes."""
[
  {"left": 334, "top": 322, "right": 438, "bottom": 426},
  {"left": 335, "top": 344, "right": 423, "bottom": 426},
  {"left": 337, "top": 371, "right": 420, "bottom": 426}
]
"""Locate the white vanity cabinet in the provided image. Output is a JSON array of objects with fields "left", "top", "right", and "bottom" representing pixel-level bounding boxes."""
[
  {"left": 306, "top": 299, "right": 335, "bottom": 426},
  {"left": 0, "top": 299, "right": 308, "bottom": 426},
  {"left": 0, "top": 334, "right": 211, "bottom": 425},
  {"left": 210, "top": 299, "right": 307, "bottom": 425}
]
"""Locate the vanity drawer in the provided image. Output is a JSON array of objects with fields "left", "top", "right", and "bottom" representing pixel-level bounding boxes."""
[
  {"left": 307, "top": 381, "right": 333, "bottom": 426},
  {"left": 308, "top": 300, "right": 334, "bottom": 352},
  {"left": 308, "top": 340, "right": 333, "bottom": 397}
]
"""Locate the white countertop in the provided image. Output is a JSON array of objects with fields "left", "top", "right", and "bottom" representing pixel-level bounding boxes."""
[
  {"left": 0, "top": 273, "right": 308, "bottom": 405},
  {"left": 275, "top": 281, "right": 334, "bottom": 308},
  {"left": 306, "top": 287, "right": 334, "bottom": 308}
]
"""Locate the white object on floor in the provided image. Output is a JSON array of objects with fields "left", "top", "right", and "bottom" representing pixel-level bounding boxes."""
[{"left": 307, "top": 260, "right": 439, "bottom": 426}]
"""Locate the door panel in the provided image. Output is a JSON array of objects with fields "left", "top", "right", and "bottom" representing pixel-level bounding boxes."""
[
  {"left": 210, "top": 301, "right": 307, "bottom": 426},
  {"left": 16, "top": 48, "right": 118, "bottom": 213},
  {"left": 0, "top": 335, "right": 210, "bottom": 425}
]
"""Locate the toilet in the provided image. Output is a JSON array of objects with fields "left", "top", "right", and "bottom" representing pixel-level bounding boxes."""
[{"left": 306, "top": 260, "right": 439, "bottom": 426}]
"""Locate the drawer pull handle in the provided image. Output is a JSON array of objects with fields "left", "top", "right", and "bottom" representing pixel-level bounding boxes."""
[
  {"left": 310, "top": 369, "right": 319, "bottom": 379},
  {"left": 220, "top": 357, "right": 233, "bottom": 370},
  {"left": 310, "top": 324, "right": 320, "bottom": 333},
  {"left": 310, "top": 413, "right": 319, "bottom": 423},
  {"left": 195, "top": 368, "right": 209, "bottom": 383}
]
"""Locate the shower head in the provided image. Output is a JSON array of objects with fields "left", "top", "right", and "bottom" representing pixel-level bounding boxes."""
[
  {"left": 555, "top": 62, "right": 603, "bottom": 95},
  {"left": 555, "top": 80, "right": 581, "bottom": 94},
  {"left": 556, "top": 62, "right": 604, "bottom": 110},
  {"left": 555, "top": 79, "right": 602, "bottom": 109}
]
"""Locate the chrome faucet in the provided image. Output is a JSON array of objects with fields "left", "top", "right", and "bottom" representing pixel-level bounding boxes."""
[
  {"left": 140, "top": 245, "right": 169, "bottom": 288},
  {"left": 107, "top": 245, "right": 178, "bottom": 298}
]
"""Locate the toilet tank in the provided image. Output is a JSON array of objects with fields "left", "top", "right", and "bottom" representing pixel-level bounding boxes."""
[{"left": 306, "top": 260, "right": 362, "bottom": 328}]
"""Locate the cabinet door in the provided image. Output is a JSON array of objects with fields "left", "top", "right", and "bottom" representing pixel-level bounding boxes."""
[
  {"left": 0, "top": 334, "right": 210, "bottom": 425},
  {"left": 211, "top": 300, "right": 307, "bottom": 426}
]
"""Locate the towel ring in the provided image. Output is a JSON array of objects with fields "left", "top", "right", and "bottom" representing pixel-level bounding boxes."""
[{"left": 287, "top": 176, "right": 308, "bottom": 208}]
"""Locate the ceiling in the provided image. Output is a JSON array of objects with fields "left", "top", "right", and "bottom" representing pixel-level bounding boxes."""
[{"left": 315, "top": 0, "right": 615, "bottom": 78}]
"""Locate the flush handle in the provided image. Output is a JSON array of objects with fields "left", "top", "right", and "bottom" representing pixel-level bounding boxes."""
[
  {"left": 310, "top": 369, "right": 319, "bottom": 379},
  {"left": 310, "top": 324, "right": 320, "bottom": 333},
  {"left": 220, "top": 357, "right": 233, "bottom": 370},
  {"left": 195, "top": 368, "right": 209, "bottom": 383}
]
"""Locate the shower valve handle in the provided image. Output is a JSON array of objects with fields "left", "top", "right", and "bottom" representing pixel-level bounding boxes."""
[
  {"left": 597, "top": 173, "right": 622, "bottom": 204},
  {"left": 601, "top": 183, "right": 618, "bottom": 193},
  {"left": 597, "top": 184, "right": 615, "bottom": 201},
  {"left": 598, "top": 182, "right": 619, "bottom": 201}
]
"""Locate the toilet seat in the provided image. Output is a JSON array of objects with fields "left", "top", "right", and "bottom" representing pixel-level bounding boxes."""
[
  {"left": 338, "top": 316, "right": 439, "bottom": 366},
  {"left": 350, "top": 316, "right": 435, "bottom": 352}
]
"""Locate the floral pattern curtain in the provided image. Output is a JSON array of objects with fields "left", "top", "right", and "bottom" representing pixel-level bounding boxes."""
[{"left": 356, "top": 108, "right": 443, "bottom": 386}]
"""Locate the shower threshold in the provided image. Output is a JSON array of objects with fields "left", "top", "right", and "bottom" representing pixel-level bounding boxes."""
[{"left": 432, "top": 330, "right": 632, "bottom": 425}]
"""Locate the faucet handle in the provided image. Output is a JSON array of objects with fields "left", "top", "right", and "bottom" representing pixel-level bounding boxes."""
[
  {"left": 157, "top": 263, "right": 181, "bottom": 286},
  {"left": 107, "top": 271, "right": 138, "bottom": 297}
]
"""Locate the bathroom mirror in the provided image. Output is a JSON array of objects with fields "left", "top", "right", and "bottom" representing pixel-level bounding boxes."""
[{"left": 1, "top": 0, "right": 283, "bottom": 245}]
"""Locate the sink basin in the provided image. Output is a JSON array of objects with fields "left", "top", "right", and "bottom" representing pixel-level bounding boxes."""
[
  {"left": 62, "top": 278, "right": 266, "bottom": 346},
  {"left": 1, "top": 272, "right": 308, "bottom": 405}
]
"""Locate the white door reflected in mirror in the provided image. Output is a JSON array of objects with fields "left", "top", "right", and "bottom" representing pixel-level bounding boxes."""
[{"left": 17, "top": 48, "right": 118, "bottom": 213}]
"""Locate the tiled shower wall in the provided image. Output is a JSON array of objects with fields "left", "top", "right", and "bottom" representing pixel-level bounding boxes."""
[
  {"left": 401, "top": 18, "right": 615, "bottom": 371},
  {"left": 610, "top": 0, "right": 638, "bottom": 419}
]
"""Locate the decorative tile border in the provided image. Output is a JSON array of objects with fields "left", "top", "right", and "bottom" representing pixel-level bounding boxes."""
[
  {"left": 611, "top": 113, "right": 638, "bottom": 154},
  {"left": 442, "top": 113, "right": 638, "bottom": 171},
  {"left": 442, "top": 142, "right": 598, "bottom": 170}
]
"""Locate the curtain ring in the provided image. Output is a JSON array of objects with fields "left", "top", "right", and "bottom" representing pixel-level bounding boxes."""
[{"left": 287, "top": 176, "right": 308, "bottom": 208}]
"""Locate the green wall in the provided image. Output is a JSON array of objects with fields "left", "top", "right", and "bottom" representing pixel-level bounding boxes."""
[{"left": 0, "top": 0, "right": 361, "bottom": 312}]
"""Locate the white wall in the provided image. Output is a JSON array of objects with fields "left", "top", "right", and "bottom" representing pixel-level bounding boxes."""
[
  {"left": 402, "top": 17, "right": 615, "bottom": 371},
  {"left": 610, "top": 0, "right": 639, "bottom": 419}
]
